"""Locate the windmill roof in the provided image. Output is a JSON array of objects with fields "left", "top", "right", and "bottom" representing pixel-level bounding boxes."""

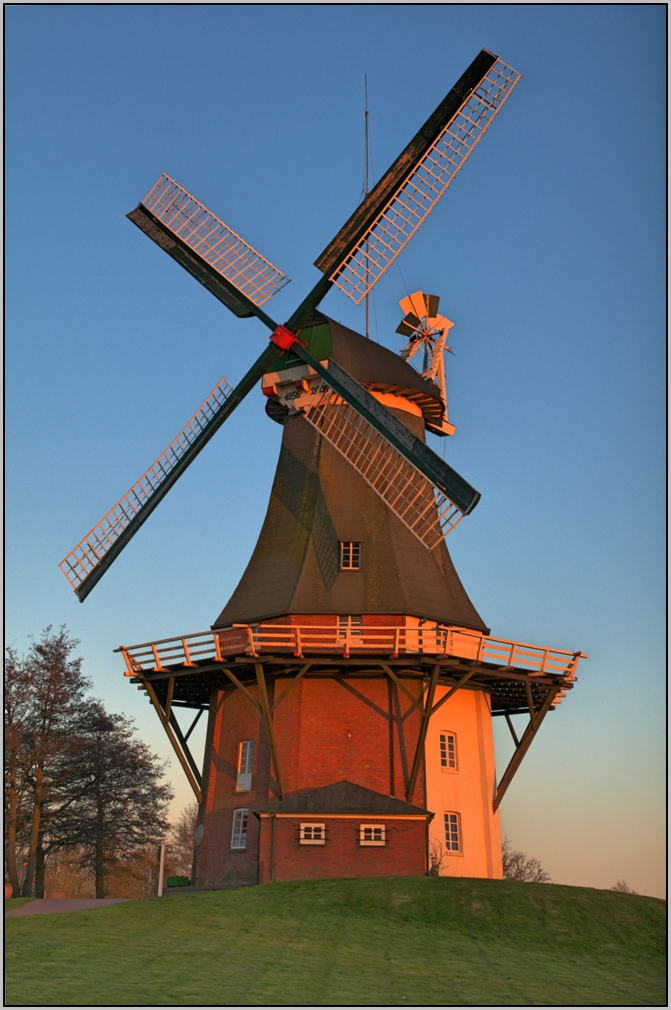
[
  {"left": 214, "top": 312, "right": 488, "bottom": 632},
  {"left": 253, "top": 780, "right": 430, "bottom": 817},
  {"left": 320, "top": 312, "right": 443, "bottom": 404}
]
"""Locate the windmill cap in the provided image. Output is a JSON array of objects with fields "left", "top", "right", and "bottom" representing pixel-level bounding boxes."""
[{"left": 284, "top": 312, "right": 445, "bottom": 426}]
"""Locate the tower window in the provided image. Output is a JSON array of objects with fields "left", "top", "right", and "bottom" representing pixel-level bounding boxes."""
[
  {"left": 338, "top": 615, "right": 362, "bottom": 638},
  {"left": 231, "top": 808, "right": 249, "bottom": 850},
  {"left": 340, "top": 541, "right": 362, "bottom": 570},
  {"left": 300, "top": 823, "right": 326, "bottom": 845},
  {"left": 444, "top": 812, "right": 462, "bottom": 853},
  {"left": 360, "top": 824, "right": 386, "bottom": 846},
  {"left": 236, "top": 740, "right": 254, "bottom": 792},
  {"left": 439, "top": 732, "right": 458, "bottom": 771}
]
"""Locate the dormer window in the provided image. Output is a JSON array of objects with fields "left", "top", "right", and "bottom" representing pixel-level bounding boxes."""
[{"left": 340, "top": 541, "right": 362, "bottom": 570}]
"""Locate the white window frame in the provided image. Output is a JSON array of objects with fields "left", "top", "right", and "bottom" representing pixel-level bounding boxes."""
[
  {"left": 444, "top": 811, "right": 462, "bottom": 854},
  {"left": 359, "top": 824, "right": 386, "bottom": 846},
  {"left": 236, "top": 739, "right": 254, "bottom": 792},
  {"left": 338, "top": 615, "right": 363, "bottom": 639},
  {"left": 299, "top": 823, "right": 326, "bottom": 845},
  {"left": 340, "top": 541, "right": 362, "bottom": 571},
  {"left": 439, "top": 731, "right": 458, "bottom": 772},
  {"left": 230, "top": 808, "right": 249, "bottom": 850}
]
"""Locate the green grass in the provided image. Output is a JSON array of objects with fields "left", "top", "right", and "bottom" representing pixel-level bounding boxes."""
[{"left": 4, "top": 876, "right": 666, "bottom": 1006}]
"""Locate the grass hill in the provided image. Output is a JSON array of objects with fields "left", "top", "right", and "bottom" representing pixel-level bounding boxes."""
[{"left": 5, "top": 876, "right": 666, "bottom": 1006}]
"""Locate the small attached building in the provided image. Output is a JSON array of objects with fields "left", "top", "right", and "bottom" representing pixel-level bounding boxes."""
[{"left": 254, "top": 781, "right": 432, "bottom": 883}]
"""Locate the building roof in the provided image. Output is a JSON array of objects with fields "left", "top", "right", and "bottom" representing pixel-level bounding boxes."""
[
  {"left": 213, "top": 314, "right": 488, "bottom": 631},
  {"left": 253, "top": 780, "right": 430, "bottom": 817},
  {"left": 266, "top": 313, "right": 444, "bottom": 426}
]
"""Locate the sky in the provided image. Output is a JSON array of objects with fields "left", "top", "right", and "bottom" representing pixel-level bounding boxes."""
[{"left": 6, "top": 5, "right": 666, "bottom": 898}]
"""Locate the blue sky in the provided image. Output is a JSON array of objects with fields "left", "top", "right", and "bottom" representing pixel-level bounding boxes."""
[{"left": 6, "top": 5, "right": 665, "bottom": 896}]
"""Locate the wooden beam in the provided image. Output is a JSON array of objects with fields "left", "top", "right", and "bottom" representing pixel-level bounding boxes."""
[
  {"left": 168, "top": 711, "right": 203, "bottom": 788},
  {"left": 524, "top": 680, "right": 538, "bottom": 732},
  {"left": 270, "top": 663, "right": 312, "bottom": 713},
  {"left": 406, "top": 665, "right": 440, "bottom": 802},
  {"left": 429, "top": 670, "right": 474, "bottom": 717},
  {"left": 255, "top": 664, "right": 284, "bottom": 800},
  {"left": 504, "top": 713, "right": 520, "bottom": 748},
  {"left": 183, "top": 707, "right": 205, "bottom": 743},
  {"left": 493, "top": 687, "right": 559, "bottom": 811},
  {"left": 164, "top": 677, "right": 175, "bottom": 723},
  {"left": 143, "top": 679, "right": 203, "bottom": 803},
  {"left": 381, "top": 664, "right": 424, "bottom": 713},
  {"left": 221, "top": 667, "right": 263, "bottom": 713}
]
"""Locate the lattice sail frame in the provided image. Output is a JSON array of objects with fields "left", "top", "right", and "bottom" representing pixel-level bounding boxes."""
[
  {"left": 300, "top": 385, "right": 464, "bottom": 551},
  {"left": 332, "top": 59, "right": 521, "bottom": 304},
  {"left": 142, "top": 174, "right": 290, "bottom": 307},
  {"left": 59, "top": 375, "right": 234, "bottom": 592}
]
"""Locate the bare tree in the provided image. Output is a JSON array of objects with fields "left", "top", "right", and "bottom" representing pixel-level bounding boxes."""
[
  {"left": 4, "top": 646, "right": 35, "bottom": 895},
  {"left": 64, "top": 702, "right": 173, "bottom": 897},
  {"left": 4, "top": 627, "right": 90, "bottom": 897},
  {"left": 502, "top": 837, "right": 552, "bottom": 883},
  {"left": 168, "top": 802, "right": 199, "bottom": 879},
  {"left": 611, "top": 879, "right": 638, "bottom": 894},
  {"left": 427, "top": 839, "right": 449, "bottom": 877}
]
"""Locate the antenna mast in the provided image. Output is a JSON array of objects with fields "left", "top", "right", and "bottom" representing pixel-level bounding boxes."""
[{"left": 363, "top": 74, "right": 370, "bottom": 339}]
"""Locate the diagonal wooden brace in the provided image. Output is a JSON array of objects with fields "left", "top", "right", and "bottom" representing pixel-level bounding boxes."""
[
  {"left": 143, "top": 678, "right": 203, "bottom": 804},
  {"left": 406, "top": 665, "right": 440, "bottom": 802},
  {"left": 493, "top": 686, "right": 559, "bottom": 810},
  {"left": 381, "top": 663, "right": 424, "bottom": 714},
  {"left": 255, "top": 664, "right": 284, "bottom": 800},
  {"left": 429, "top": 669, "right": 474, "bottom": 717}
]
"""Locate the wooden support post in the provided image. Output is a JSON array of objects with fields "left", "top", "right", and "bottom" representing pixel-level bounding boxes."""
[
  {"left": 504, "top": 712, "right": 520, "bottom": 748},
  {"left": 165, "top": 677, "right": 175, "bottom": 724},
  {"left": 168, "top": 711, "right": 203, "bottom": 788},
  {"left": 493, "top": 687, "right": 559, "bottom": 810},
  {"left": 184, "top": 707, "right": 205, "bottom": 743},
  {"left": 143, "top": 679, "right": 203, "bottom": 804},
  {"left": 270, "top": 663, "right": 312, "bottom": 713},
  {"left": 429, "top": 669, "right": 474, "bottom": 717},
  {"left": 255, "top": 664, "right": 284, "bottom": 800},
  {"left": 406, "top": 665, "right": 440, "bottom": 802},
  {"left": 524, "top": 679, "right": 538, "bottom": 732},
  {"left": 221, "top": 667, "right": 263, "bottom": 713},
  {"left": 381, "top": 663, "right": 423, "bottom": 713}
]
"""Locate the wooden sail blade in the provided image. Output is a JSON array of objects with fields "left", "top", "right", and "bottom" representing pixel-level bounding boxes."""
[
  {"left": 128, "top": 174, "right": 289, "bottom": 323},
  {"left": 289, "top": 349, "right": 479, "bottom": 549},
  {"left": 59, "top": 343, "right": 282, "bottom": 602},
  {"left": 315, "top": 51, "right": 521, "bottom": 305}
]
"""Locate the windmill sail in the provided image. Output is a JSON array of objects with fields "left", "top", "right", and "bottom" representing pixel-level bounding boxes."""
[
  {"left": 60, "top": 343, "right": 282, "bottom": 601},
  {"left": 128, "top": 174, "right": 289, "bottom": 323},
  {"left": 291, "top": 348, "right": 479, "bottom": 549},
  {"left": 315, "top": 50, "right": 521, "bottom": 304}
]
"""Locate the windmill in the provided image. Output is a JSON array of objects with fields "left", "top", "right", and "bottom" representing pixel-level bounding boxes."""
[{"left": 60, "top": 51, "right": 585, "bottom": 887}]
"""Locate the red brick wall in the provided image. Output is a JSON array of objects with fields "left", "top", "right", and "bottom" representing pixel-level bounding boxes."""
[
  {"left": 258, "top": 816, "right": 427, "bottom": 883},
  {"left": 196, "top": 683, "right": 270, "bottom": 886},
  {"left": 196, "top": 664, "right": 427, "bottom": 887}
]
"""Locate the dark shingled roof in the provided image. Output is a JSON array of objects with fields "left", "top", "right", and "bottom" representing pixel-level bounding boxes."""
[
  {"left": 213, "top": 316, "right": 488, "bottom": 631},
  {"left": 267, "top": 313, "right": 444, "bottom": 426},
  {"left": 327, "top": 315, "right": 443, "bottom": 402},
  {"left": 253, "top": 780, "right": 430, "bottom": 816}
]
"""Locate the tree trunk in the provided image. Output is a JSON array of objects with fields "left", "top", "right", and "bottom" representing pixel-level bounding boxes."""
[
  {"left": 21, "top": 764, "right": 44, "bottom": 897},
  {"left": 35, "top": 837, "right": 46, "bottom": 898},
  {"left": 94, "top": 789, "right": 105, "bottom": 898},
  {"left": 4, "top": 752, "right": 20, "bottom": 896}
]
